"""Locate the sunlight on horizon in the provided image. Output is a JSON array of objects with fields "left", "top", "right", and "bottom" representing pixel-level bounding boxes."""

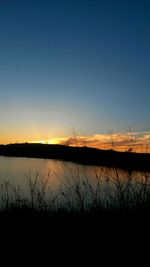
[
  {"left": 31, "top": 138, "right": 61, "bottom": 145},
  {"left": 29, "top": 131, "right": 150, "bottom": 153},
  {"left": 1, "top": 131, "right": 150, "bottom": 153}
]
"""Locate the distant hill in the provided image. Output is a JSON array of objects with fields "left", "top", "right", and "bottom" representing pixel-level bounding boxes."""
[{"left": 0, "top": 143, "right": 150, "bottom": 172}]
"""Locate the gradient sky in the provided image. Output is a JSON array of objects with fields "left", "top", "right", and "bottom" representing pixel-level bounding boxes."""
[{"left": 0, "top": 0, "right": 150, "bottom": 146}]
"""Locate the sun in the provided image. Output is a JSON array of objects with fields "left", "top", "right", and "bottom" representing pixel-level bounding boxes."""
[
  {"left": 47, "top": 138, "right": 60, "bottom": 145},
  {"left": 31, "top": 138, "right": 61, "bottom": 145}
]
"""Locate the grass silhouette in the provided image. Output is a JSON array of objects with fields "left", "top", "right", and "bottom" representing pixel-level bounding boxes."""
[{"left": 0, "top": 166, "right": 149, "bottom": 219}]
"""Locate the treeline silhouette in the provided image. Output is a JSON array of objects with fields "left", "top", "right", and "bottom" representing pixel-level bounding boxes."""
[{"left": 0, "top": 143, "right": 150, "bottom": 171}]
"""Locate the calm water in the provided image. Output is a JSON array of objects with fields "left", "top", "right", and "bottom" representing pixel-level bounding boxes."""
[
  {"left": 0, "top": 156, "right": 97, "bottom": 188},
  {"left": 0, "top": 156, "right": 99, "bottom": 196},
  {"left": 0, "top": 156, "right": 148, "bottom": 204}
]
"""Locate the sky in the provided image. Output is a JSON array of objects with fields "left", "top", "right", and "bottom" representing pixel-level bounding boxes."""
[{"left": 0, "top": 0, "right": 150, "bottom": 151}]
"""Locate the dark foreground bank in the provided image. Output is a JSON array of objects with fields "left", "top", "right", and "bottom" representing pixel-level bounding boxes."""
[
  {"left": 0, "top": 143, "right": 150, "bottom": 171},
  {"left": 0, "top": 170, "right": 149, "bottom": 256},
  {"left": 0, "top": 207, "right": 149, "bottom": 250}
]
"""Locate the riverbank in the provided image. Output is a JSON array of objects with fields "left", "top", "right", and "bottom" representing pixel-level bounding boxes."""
[
  {"left": 0, "top": 143, "right": 150, "bottom": 171},
  {"left": 0, "top": 164, "right": 149, "bottom": 218}
]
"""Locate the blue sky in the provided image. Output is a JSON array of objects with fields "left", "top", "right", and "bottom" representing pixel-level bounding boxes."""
[{"left": 0, "top": 0, "right": 150, "bottom": 144}]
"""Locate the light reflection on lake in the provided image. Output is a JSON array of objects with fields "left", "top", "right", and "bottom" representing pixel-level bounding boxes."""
[
  {"left": 0, "top": 156, "right": 149, "bottom": 203},
  {"left": 0, "top": 156, "right": 97, "bottom": 195},
  {"left": 0, "top": 156, "right": 93, "bottom": 188}
]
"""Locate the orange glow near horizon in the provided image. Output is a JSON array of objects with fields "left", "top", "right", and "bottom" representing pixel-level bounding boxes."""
[
  {"left": 30, "top": 138, "right": 61, "bottom": 145},
  {"left": 28, "top": 131, "right": 150, "bottom": 153},
  {"left": 1, "top": 131, "right": 150, "bottom": 153}
]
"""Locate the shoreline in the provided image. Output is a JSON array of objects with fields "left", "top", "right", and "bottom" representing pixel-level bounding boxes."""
[{"left": 0, "top": 143, "right": 150, "bottom": 172}]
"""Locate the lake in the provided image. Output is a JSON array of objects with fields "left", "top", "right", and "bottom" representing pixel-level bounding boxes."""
[
  {"left": 0, "top": 156, "right": 149, "bottom": 209},
  {"left": 0, "top": 156, "right": 99, "bottom": 189}
]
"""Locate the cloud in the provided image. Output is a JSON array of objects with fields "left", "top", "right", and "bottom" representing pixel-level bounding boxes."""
[
  {"left": 30, "top": 131, "right": 150, "bottom": 153},
  {"left": 58, "top": 131, "right": 150, "bottom": 153}
]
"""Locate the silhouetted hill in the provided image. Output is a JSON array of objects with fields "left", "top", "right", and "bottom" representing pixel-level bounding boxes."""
[{"left": 0, "top": 143, "right": 150, "bottom": 171}]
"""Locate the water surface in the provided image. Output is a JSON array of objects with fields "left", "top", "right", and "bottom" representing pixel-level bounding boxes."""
[{"left": 0, "top": 156, "right": 148, "bottom": 205}]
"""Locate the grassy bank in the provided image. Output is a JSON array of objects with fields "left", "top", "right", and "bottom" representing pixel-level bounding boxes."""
[{"left": 0, "top": 167, "right": 149, "bottom": 220}]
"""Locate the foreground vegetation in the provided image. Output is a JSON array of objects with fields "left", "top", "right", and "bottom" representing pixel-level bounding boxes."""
[{"left": 0, "top": 166, "right": 149, "bottom": 220}]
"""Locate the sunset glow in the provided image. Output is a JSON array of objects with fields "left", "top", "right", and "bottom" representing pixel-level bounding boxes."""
[
  {"left": 31, "top": 138, "right": 62, "bottom": 145},
  {"left": 28, "top": 131, "right": 150, "bottom": 153},
  {"left": 0, "top": 0, "right": 150, "bottom": 221},
  {"left": 0, "top": 130, "right": 150, "bottom": 153},
  {"left": 0, "top": 0, "right": 150, "bottom": 154}
]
